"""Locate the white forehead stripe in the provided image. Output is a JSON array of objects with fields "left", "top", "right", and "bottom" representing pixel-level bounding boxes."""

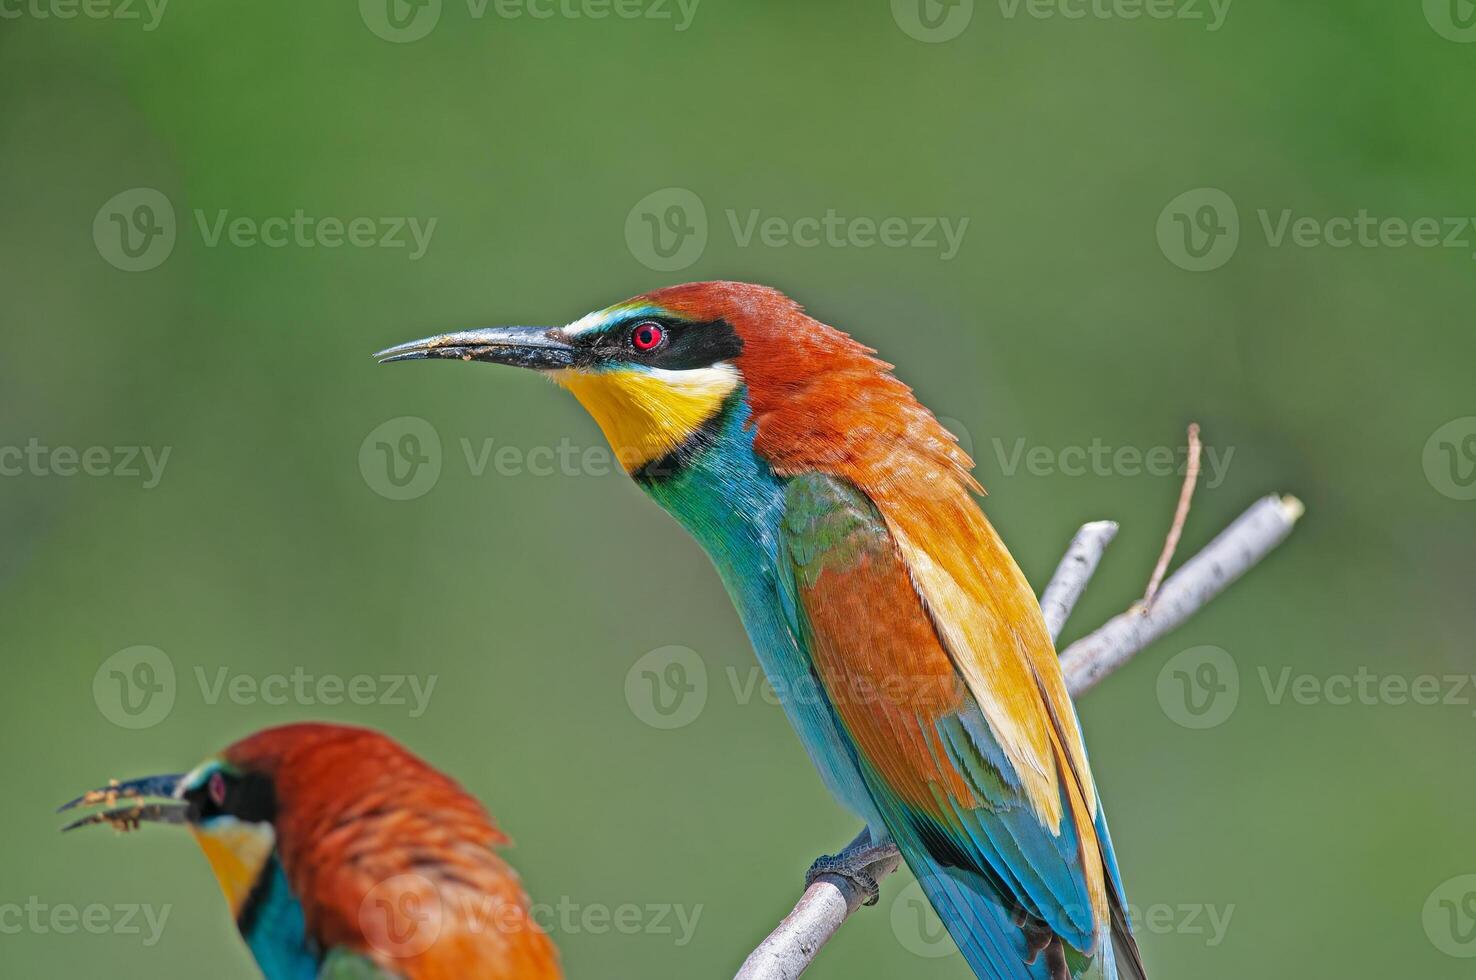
[
  {"left": 177, "top": 760, "right": 220, "bottom": 798},
  {"left": 563, "top": 304, "right": 666, "bottom": 337}
]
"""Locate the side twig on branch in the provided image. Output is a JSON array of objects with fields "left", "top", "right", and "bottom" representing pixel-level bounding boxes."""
[
  {"left": 1142, "top": 422, "right": 1202, "bottom": 607},
  {"left": 735, "top": 491, "right": 1304, "bottom": 980}
]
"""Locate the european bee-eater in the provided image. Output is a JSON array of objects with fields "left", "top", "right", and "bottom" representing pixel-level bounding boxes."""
[
  {"left": 377, "top": 281, "right": 1145, "bottom": 980},
  {"left": 61, "top": 722, "right": 560, "bottom": 980}
]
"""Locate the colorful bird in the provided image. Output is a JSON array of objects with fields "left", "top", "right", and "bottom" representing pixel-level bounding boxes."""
[
  {"left": 378, "top": 282, "right": 1145, "bottom": 980},
  {"left": 60, "top": 722, "right": 561, "bottom": 980}
]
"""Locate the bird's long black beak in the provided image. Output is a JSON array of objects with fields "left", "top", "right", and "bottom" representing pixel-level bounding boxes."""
[
  {"left": 374, "top": 326, "right": 576, "bottom": 370},
  {"left": 58, "top": 773, "right": 188, "bottom": 832}
]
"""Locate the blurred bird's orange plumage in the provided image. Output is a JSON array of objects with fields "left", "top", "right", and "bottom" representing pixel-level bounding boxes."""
[
  {"left": 64, "top": 723, "right": 560, "bottom": 980},
  {"left": 224, "top": 724, "right": 560, "bottom": 980}
]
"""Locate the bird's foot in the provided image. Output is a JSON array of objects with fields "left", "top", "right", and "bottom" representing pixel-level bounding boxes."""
[
  {"left": 804, "top": 833, "right": 901, "bottom": 907},
  {"left": 1018, "top": 916, "right": 1072, "bottom": 980}
]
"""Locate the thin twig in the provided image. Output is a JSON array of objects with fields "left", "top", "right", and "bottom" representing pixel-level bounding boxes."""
[
  {"left": 1142, "top": 422, "right": 1202, "bottom": 606},
  {"left": 735, "top": 491, "right": 1304, "bottom": 980},
  {"left": 1060, "top": 493, "right": 1303, "bottom": 696}
]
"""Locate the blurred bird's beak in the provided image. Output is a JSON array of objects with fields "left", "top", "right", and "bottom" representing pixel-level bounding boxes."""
[
  {"left": 375, "top": 326, "right": 576, "bottom": 371},
  {"left": 58, "top": 774, "right": 188, "bottom": 832}
]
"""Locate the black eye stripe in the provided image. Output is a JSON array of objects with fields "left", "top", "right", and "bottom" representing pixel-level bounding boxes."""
[
  {"left": 577, "top": 317, "right": 742, "bottom": 371},
  {"left": 188, "top": 770, "right": 276, "bottom": 824}
]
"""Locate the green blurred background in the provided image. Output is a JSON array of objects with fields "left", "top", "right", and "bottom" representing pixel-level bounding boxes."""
[{"left": 3, "top": 1, "right": 1474, "bottom": 977}]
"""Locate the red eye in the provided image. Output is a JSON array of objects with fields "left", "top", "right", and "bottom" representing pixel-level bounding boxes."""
[
  {"left": 630, "top": 321, "right": 664, "bottom": 352},
  {"left": 208, "top": 772, "right": 227, "bottom": 807}
]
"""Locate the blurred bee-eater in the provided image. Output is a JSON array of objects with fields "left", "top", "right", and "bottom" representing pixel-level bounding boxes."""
[
  {"left": 377, "top": 282, "right": 1144, "bottom": 980},
  {"left": 61, "top": 722, "right": 560, "bottom": 980}
]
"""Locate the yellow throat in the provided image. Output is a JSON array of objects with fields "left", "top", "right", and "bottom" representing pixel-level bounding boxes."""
[
  {"left": 190, "top": 819, "right": 277, "bottom": 917},
  {"left": 552, "top": 364, "right": 739, "bottom": 471}
]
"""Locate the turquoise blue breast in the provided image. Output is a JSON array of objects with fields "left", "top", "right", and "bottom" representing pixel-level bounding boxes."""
[
  {"left": 635, "top": 392, "right": 883, "bottom": 829},
  {"left": 238, "top": 856, "right": 320, "bottom": 980}
]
